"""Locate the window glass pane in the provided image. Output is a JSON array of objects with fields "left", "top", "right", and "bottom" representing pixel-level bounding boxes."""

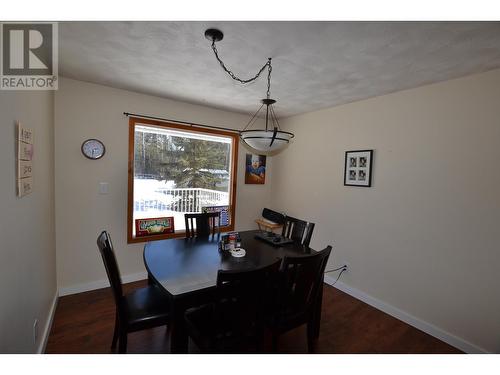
[{"left": 133, "top": 123, "right": 233, "bottom": 237}]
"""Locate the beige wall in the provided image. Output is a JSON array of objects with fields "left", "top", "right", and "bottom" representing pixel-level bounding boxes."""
[
  {"left": 55, "top": 77, "right": 272, "bottom": 291},
  {"left": 271, "top": 69, "right": 500, "bottom": 353},
  {"left": 0, "top": 91, "right": 56, "bottom": 353}
]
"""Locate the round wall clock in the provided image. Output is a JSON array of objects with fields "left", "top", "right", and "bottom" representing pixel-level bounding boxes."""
[{"left": 81, "top": 139, "right": 106, "bottom": 160}]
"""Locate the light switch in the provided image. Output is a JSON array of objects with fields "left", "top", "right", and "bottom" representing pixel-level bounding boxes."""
[{"left": 99, "top": 182, "right": 109, "bottom": 195}]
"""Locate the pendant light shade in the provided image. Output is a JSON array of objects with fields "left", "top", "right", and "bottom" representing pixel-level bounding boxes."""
[
  {"left": 239, "top": 98, "right": 294, "bottom": 153},
  {"left": 240, "top": 129, "right": 294, "bottom": 152}
]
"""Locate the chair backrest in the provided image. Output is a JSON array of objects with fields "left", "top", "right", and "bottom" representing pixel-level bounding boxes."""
[
  {"left": 262, "top": 208, "right": 285, "bottom": 224},
  {"left": 96, "top": 231, "right": 123, "bottom": 308},
  {"left": 184, "top": 212, "right": 220, "bottom": 238},
  {"left": 277, "top": 246, "right": 332, "bottom": 321},
  {"left": 281, "top": 216, "right": 315, "bottom": 247},
  {"left": 215, "top": 260, "right": 282, "bottom": 335}
]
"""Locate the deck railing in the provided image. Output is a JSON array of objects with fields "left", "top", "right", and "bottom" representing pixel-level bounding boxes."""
[{"left": 134, "top": 187, "right": 229, "bottom": 213}]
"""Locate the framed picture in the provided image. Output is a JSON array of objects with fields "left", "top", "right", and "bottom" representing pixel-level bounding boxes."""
[
  {"left": 202, "top": 205, "right": 230, "bottom": 227},
  {"left": 245, "top": 154, "right": 266, "bottom": 184},
  {"left": 135, "top": 217, "right": 175, "bottom": 237},
  {"left": 344, "top": 150, "right": 373, "bottom": 187}
]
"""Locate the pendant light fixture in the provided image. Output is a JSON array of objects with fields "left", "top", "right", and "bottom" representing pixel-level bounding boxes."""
[{"left": 205, "top": 28, "right": 294, "bottom": 153}]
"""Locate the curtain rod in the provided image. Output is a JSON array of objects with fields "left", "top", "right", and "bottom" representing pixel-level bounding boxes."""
[{"left": 123, "top": 112, "right": 241, "bottom": 134}]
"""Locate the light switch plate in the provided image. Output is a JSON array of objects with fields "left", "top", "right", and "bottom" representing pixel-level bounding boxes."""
[{"left": 99, "top": 182, "right": 109, "bottom": 195}]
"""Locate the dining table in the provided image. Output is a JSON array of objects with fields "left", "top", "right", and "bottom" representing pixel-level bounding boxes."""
[{"left": 143, "top": 229, "right": 324, "bottom": 353}]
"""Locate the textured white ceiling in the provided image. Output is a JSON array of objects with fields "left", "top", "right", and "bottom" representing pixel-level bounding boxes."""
[{"left": 59, "top": 21, "right": 500, "bottom": 117}]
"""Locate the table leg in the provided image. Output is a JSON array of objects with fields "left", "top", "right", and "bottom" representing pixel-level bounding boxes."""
[
  {"left": 168, "top": 291, "right": 217, "bottom": 353},
  {"left": 169, "top": 299, "right": 189, "bottom": 353}
]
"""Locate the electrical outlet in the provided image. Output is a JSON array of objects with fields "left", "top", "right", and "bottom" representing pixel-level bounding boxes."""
[
  {"left": 33, "top": 319, "right": 39, "bottom": 345},
  {"left": 342, "top": 262, "right": 350, "bottom": 272}
]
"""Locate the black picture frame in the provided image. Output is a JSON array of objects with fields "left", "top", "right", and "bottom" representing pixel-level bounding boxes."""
[{"left": 344, "top": 149, "right": 373, "bottom": 187}]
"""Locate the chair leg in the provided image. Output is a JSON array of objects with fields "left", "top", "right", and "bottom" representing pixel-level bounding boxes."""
[
  {"left": 164, "top": 325, "right": 173, "bottom": 353},
  {"left": 255, "top": 330, "right": 265, "bottom": 353},
  {"left": 118, "top": 331, "right": 128, "bottom": 354},
  {"left": 306, "top": 321, "right": 316, "bottom": 354},
  {"left": 272, "top": 333, "right": 279, "bottom": 353},
  {"left": 111, "top": 311, "right": 119, "bottom": 350}
]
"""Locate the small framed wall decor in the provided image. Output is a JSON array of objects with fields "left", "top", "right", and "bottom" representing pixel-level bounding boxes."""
[
  {"left": 17, "top": 122, "right": 34, "bottom": 197},
  {"left": 135, "top": 217, "right": 175, "bottom": 238},
  {"left": 202, "top": 205, "right": 230, "bottom": 227},
  {"left": 245, "top": 154, "right": 266, "bottom": 184},
  {"left": 344, "top": 150, "right": 373, "bottom": 187}
]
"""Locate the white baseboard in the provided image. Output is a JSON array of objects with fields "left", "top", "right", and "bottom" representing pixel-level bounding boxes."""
[
  {"left": 58, "top": 271, "right": 148, "bottom": 297},
  {"left": 37, "top": 291, "right": 58, "bottom": 354},
  {"left": 324, "top": 275, "right": 488, "bottom": 354}
]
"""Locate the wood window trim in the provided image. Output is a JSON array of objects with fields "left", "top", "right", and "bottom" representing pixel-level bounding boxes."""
[{"left": 127, "top": 116, "right": 239, "bottom": 244}]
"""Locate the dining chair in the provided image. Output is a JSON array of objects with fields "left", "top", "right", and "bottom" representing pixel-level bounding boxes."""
[
  {"left": 96, "top": 231, "right": 170, "bottom": 353},
  {"left": 281, "top": 215, "right": 315, "bottom": 247},
  {"left": 184, "top": 212, "right": 221, "bottom": 238},
  {"left": 184, "top": 260, "right": 282, "bottom": 353},
  {"left": 270, "top": 245, "right": 332, "bottom": 353}
]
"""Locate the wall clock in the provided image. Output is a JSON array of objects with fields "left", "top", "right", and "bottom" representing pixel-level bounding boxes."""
[{"left": 81, "top": 139, "right": 106, "bottom": 160}]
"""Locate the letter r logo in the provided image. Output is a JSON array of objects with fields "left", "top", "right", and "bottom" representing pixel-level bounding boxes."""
[{"left": 2, "top": 23, "right": 53, "bottom": 75}]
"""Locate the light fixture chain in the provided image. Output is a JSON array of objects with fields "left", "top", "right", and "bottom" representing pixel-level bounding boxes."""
[
  {"left": 266, "top": 62, "right": 272, "bottom": 99},
  {"left": 211, "top": 41, "right": 272, "bottom": 86},
  {"left": 206, "top": 29, "right": 293, "bottom": 152}
]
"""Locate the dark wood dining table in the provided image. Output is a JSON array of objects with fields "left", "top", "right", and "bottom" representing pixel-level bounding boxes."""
[{"left": 143, "top": 229, "right": 323, "bottom": 353}]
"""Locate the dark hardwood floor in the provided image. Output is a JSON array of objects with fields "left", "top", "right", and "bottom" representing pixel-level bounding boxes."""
[{"left": 45, "top": 280, "right": 461, "bottom": 354}]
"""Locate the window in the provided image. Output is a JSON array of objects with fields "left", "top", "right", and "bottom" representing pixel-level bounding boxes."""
[{"left": 127, "top": 117, "right": 238, "bottom": 243}]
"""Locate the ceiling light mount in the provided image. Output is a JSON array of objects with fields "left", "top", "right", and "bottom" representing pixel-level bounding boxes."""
[
  {"left": 261, "top": 98, "right": 276, "bottom": 105},
  {"left": 204, "top": 28, "right": 224, "bottom": 43},
  {"left": 205, "top": 28, "right": 294, "bottom": 153}
]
